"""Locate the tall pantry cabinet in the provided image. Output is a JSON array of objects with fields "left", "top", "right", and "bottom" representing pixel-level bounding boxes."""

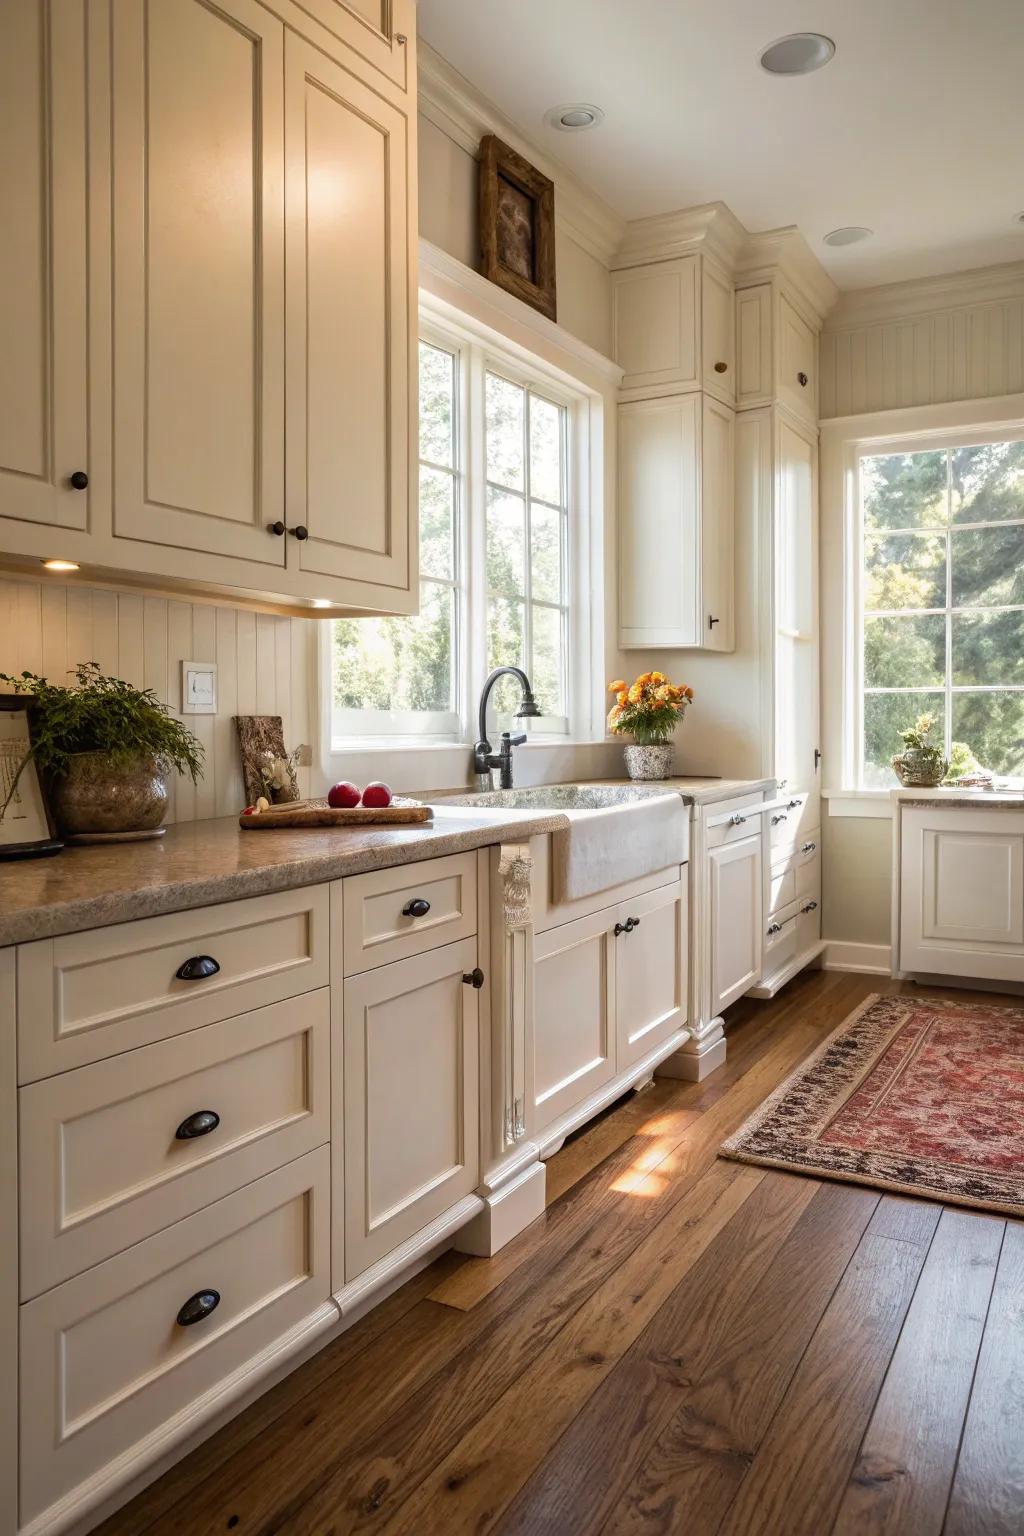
[{"left": 0, "top": 0, "right": 417, "bottom": 619}]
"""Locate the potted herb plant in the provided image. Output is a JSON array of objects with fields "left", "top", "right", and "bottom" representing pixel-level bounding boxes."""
[
  {"left": 891, "top": 712, "right": 948, "bottom": 788},
  {"left": 607, "top": 671, "right": 694, "bottom": 780},
  {"left": 0, "top": 663, "right": 203, "bottom": 840}
]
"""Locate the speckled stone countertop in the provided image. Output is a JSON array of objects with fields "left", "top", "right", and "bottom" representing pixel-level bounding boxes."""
[
  {"left": 0, "top": 808, "right": 568, "bottom": 947},
  {"left": 892, "top": 787, "right": 1024, "bottom": 810}
]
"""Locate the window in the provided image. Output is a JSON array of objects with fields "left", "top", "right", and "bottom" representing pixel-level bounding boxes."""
[
  {"left": 858, "top": 438, "right": 1024, "bottom": 785},
  {"left": 331, "top": 324, "right": 578, "bottom": 745}
]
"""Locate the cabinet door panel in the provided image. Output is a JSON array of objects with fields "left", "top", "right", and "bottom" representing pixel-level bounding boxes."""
[
  {"left": 612, "top": 258, "right": 698, "bottom": 395},
  {"left": 287, "top": 0, "right": 412, "bottom": 91},
  {"left": 702, "top": 262, "right": 735, "bottom": 401},
  {"left": 0, "top": 0, "right": 88, "bottom": 530},
  {"left": 111, "top": 0, "right": 285, "bottom": 564},
  {"left": 618, "top": 396, "right": 700, "bottom": 647},
  {"left": 778, "top": 292, "right": 816, "bottom": 421},
  {"left": 616, "top": 878, "right": 688, "bottom": 1070},
  {"left": 701, "top": 395, "right": 735, "bottom": 651},
  {"left": 532, "top": 910, "right": 616, "bottom": 1136},
  {"left": 775, "top": 416, "right": 820, "bottom": 816},
  {"left": 344, "top": 939, "right": 479, "bottom": 1279},
  {"left": 710, "top": 834, "right": 762, "bottom": 1014},
  {"left": 900, "top": 810, "right": 1024, "bottom": 981},
  {"left": 286, "top": 35, "right": 412, "bottom": 592}
]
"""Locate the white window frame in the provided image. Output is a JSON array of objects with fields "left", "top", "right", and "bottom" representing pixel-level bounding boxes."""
[
  {"left": 820, "top": 395, "right": 1024, "bottom": 817},
  {"left": 325, "top": 312, "right": 598, "bottom": 755}
]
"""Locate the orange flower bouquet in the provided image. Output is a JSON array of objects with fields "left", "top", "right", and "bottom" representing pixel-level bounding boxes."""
[{"left": 606, "top": 671, "right": 693, "bottom": 779}]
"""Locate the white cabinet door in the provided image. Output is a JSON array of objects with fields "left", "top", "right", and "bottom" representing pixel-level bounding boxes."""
[
  {"left": 615, "top": 878, "right": 688, "bottom": 1071},
  {"left": 0, "top": 0, "right": 89, "bottom": 531},
  {"left": 701, "top": 394, "right": 735, "bottom": 652},
  {"left": 775, "top": 415, "right": 820, "bottom": 819},
  {"left": 702, "top": 261, "right": 735, "bottom": 403},
  {"left": 618, "top": 395, "right": 701, "bottom": 647},
  {"left": 612, "top": 257, "right": 699, "bottom": 396},
  {"left": 343, "top": 939, "right": 480, "bottom": 1280},
  {"left": 735, "top": 284, "right": 773, "bottom": 409},
  {"left": 900, "top": 809, "right": 1024, "bottom": 982},
  {"left": 710, "top": 834, "right": 763, "bottom": 1014},
  {"left": 285, "top": 32, "right": 414, "bottom": 602},
  {"left": 531, "top": 909, "right": 616, "bottom": 1137},
  {"left": 110, "top": 0, "right": 285, "bottom": 567},
  {"left": 777, "top": 291, "right": 817, "bottom": 422}
]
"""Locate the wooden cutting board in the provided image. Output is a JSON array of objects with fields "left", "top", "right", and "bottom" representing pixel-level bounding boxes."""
[{"left": 239, "top": 796, "right": 433, "bottom": 829}]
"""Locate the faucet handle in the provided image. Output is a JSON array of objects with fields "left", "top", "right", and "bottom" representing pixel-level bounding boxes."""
[{"left": 503, "top": 731, "right": 527, "bottom": 748}]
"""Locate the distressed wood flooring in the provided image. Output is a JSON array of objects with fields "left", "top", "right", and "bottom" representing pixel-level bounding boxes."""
[{"left": 98, "top": 969, "right": 1024, "bottom": 1536}]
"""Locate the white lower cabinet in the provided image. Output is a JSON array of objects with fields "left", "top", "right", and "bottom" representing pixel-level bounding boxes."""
[
  {"left": 709, "top": 834, "right": 763, "bottom": 1015},
  {"left": 342, "top": 938, "right": 481, "bottom": 1281},
  {"left": 19, "top": 1147, "right": 330, "bottom": 1527},
  {"left": 531, "top": 873, "right": 688, "bottom": 1140}
]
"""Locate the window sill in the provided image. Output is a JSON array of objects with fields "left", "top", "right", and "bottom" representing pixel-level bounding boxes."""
[{"left": 822, "top": 789, "right": 894, "bottom": 819}]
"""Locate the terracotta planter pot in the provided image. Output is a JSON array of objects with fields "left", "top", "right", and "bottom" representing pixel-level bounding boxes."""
[
  {"left": 623, "top": 742, "right": 674, "bottom": 781},
  {"left": 50, "top": 752, "right": 169, "bottom": 835}
]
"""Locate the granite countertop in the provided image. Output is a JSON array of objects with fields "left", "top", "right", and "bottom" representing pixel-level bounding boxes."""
[
  {"left": 892, "top": 786, "right": 1024, "bottom": 810},
  {"left": 0, "top": 808, "right": 568, "bottom": 947}
]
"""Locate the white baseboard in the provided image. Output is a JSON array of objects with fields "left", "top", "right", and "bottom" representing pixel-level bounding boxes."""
[{"left": 822, "top": 940, "right": 892, "bottom": 975}]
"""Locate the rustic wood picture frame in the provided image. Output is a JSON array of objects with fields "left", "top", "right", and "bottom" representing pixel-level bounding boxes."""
[{"left": 478, "top": 134, "right": 557, "bottom": 321}]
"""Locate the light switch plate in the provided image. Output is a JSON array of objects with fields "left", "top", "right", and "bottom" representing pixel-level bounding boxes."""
[{"left": 181, "top": 661, "right": 217, "bottom": 715}]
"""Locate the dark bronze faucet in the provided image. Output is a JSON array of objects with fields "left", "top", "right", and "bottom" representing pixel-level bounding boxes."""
[{"left": 473, "top": 667, "right": 541, "bottom": 789}]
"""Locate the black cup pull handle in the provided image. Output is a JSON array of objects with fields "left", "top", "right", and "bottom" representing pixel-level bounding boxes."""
[
  {"left": 462, "top": 967, "right": 485, "bottom": 989},
  {"left": 175, "top": 955, "right": 220, "bottom": 982},
  {"left": 175, "top": 1110, "right": 220, "bottom": 1141},
  {"left": 176, "top": 1289, "right": 221, "bottom": 1327},
  {"left": 69, "top": 470, "right": 89, "bottom": 490},
  {"left": 402, "top": 898, "right": 431, "bottom": 918}
]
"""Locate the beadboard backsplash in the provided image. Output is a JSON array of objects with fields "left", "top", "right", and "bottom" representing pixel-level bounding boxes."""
[{"left": 0, "top": 577, "right": 314, "bottom": 823}]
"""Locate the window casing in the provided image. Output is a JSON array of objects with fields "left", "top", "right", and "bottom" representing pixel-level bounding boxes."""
[
  {"left": 855, "top": 435, "right": 1024, "bottom": 786},
  {"left": 331, "top": 315, "right": 585, "bottom": 747}
]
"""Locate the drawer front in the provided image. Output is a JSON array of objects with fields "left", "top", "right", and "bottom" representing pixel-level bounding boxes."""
[
  {"left": 18, "top": 885, "right": 330, "bottom": 1083},
  {"left": 341, "top": 852, "right": 477, "bottom": 975},
  {"left": 767, "top": 794, "right": 808, "bottom": 849},
  {"left": 764, "top": 893, "right": 820, "bottom": 975},
  {"left": 768, "top": 830, "right": 820, "bottom": 915},
  {"left": 707, "top": 801, "right": 764, "bottom": 850},
  {"left": 20, "top": 1148, "right": 330, "bottom": 1527},
  {"left": 20, "top": 991, "right": 329, "bottom": 1299}
]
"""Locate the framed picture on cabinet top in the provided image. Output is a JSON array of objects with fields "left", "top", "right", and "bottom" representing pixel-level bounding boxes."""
[
  {"left": 0, "top": 696, "right": 63, "bottom": 859},
  {"left": 478, "top": 134, "right": 557, "bottom": 321}
]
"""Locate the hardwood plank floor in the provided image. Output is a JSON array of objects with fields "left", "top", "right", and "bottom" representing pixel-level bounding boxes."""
[{"left": 96, "top": 970, "right": 1024, "bottom": 1536}]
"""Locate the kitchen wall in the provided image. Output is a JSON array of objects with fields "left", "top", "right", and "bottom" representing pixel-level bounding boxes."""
[
  {"left": 819, "top": 259, "right": 1024, "bottom": 953},
  {"left": 0, "top": 576, "right": 314, "bottom": 823}
]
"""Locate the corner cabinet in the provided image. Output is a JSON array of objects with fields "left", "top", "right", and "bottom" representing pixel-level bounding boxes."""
[
  {"left": 618, "top": 393, "right": 735, "bottom": 650},
  {"left": 0, "top": 0, "right": 418, "bottom": 619}
]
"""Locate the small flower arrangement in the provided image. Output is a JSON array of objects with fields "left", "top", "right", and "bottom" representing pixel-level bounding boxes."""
[{"left": 607, "top": 671, "right": 694, "bottom": 745}]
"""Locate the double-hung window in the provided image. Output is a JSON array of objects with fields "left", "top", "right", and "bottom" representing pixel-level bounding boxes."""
[
  {"left": 857, "top": 436, "right": 1024, "bottom": 785},
  {"left": 331, "top": 319, "right": 581, "bottom": 747}
]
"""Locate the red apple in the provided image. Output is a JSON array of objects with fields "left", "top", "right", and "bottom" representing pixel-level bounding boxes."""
[
  {"left": 361, "top": 781, "right": 392, "bottom": 809},
  {"left": 327, "top": 781, "right": 362, "bottom": 809}
]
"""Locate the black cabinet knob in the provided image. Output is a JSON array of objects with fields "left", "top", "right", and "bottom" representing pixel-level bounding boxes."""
[
  {"left": 268, "top": 520, "right": 286, "bottom": 536},
  {"left": 713, "top": 360, "right": 728, "bottom": 373},
  {"left": 291, "top": 525, "right": 309, "bottom": 541},
  {"left": 69, "top": 471, "right": 89, "bottom": 490},
  {"left": 462, "top": 967, "right": 485, "bottom": 989},
  {"left": 176, "top": 1289, "right": 221, "bottom": 1327},
  {"left": 175, "top": 1110, "right": 220, "bottom": 1141},
  {"left": 175, "top": 955, "right": 220, "bottom": 982},
  {"left": 402, "top": 898, "right": 431, "bottom": 918},
  {"left": 797, "top": 371, "right": 809, "bottom": 388}
]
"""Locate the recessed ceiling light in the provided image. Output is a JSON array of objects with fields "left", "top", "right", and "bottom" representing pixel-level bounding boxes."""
[
  {"left": 310, "top": 598, "right": 333, "bottom": 609},
  {"left": 544, "top": 103, "right": 604, "bottom": 132},
  {"left": 41, "top": 558, "right": 80, "bottom": 572},
  {"left": 823, "top": 226, "right": 874, "bottom": 247},
  {"left": 759, "top": 33, "right": 835, "bottom": 75}
]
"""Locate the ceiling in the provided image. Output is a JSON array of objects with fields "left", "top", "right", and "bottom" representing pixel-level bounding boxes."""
[{"left": 416, "top": 0, "right": 1024, "bottom": 290}]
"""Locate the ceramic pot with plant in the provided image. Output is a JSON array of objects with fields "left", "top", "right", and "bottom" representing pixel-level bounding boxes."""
[
  {"left": 0, "top": 663, "right": 204, "bottom": 840},
  {"left": 891, "top": 712, "right": 948, "bottom": 788},
  {"left": 607, "top": 670, "right": 693, "bottom": 780}
]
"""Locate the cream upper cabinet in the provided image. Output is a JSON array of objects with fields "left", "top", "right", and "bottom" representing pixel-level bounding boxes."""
[
  {"left": 735, "top": 285, "right": 773, "bottom": 409},
  {"left": 284, "top": 33, "right": 413, "bottom": 599},
  {"left": 777, "top": 291, "right": 817, "bottom": 423},
  {"left": 283, "top": 0, "right": 414, "bottom": 91},
  {"left": 701, "top": 260, "right": 736, "bottom": 403},
  {"left": 0, "top": 0, "right": 89, "bottom": 533},
  {"left": 618, "top": 393, "right": 735, "bottom": 650},
  {"left": 612, "top": 257, "right": 699, "bottom": 398},
  {"left": 111, "top": 0, "right": 286, "bottom": 568}
]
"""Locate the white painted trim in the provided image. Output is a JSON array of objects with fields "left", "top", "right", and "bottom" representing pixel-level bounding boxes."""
[
  {"left": 825, "top": 258, "right": 1024, "bottom": 331},
  {"left": 821, "top": 940, "right": 892, "bottom": 975},
  {"left": 747, "top": 940, "right": 825, "bottom": 998},
  {"left": 819, "top": 391, "right": 1024, "bottom": 440},
  {"left": 332, "top": 1192, "right": 484, "bottom": 1315},
  {"left": 823, "top": 790, "right": 894, "bottom": 820},
  {"left": 416, "top": 43, "right": 625, "bottom": 268}
]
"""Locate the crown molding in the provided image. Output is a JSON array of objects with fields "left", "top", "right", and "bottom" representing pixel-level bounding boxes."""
[
  {"left": 611, "top": 201, "right": 748, "bottom": 273},
  {"left": 736, "top": 227, "right": 839, "bottom": 327},
  {"left": 417, "top": 42, "right": 626, "bottom": 269},
  {"left": 824, "top": 258, "right": 1024, "bottom": 331}
]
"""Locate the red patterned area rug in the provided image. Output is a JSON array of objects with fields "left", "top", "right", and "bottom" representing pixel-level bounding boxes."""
[{"left": 721, "top": 993, "right": 1024, "bottom": 1216}]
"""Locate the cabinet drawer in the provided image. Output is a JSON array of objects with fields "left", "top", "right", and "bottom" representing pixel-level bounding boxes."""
[
  {"left": 341, "top": 852, "right": 477, "bottom": 975},
  {"left": 764, "top": 893, "right": 820, "bottom": 975},
  {"left": 19, "top": 1148, "right": 330, "bottom": 1527},
  {"left": 767, "top": 794, "right": 809, "bottom": 849},
  {"left": 768, "top": 838, "right": 820, "bottom": 916},
  {"left": 707, "top": 797, "right": 765, "bottom": 849},
  {"left": 18, "top": 886, "right": 329, "bottom": 1083},
  {"left": 20, "top": 991, "right": 329, "bottom": 1299}
]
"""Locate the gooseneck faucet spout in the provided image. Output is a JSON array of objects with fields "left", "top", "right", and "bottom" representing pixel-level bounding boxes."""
[{"left": 473, "top": 667, "right": 542, "bottom": 790}]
